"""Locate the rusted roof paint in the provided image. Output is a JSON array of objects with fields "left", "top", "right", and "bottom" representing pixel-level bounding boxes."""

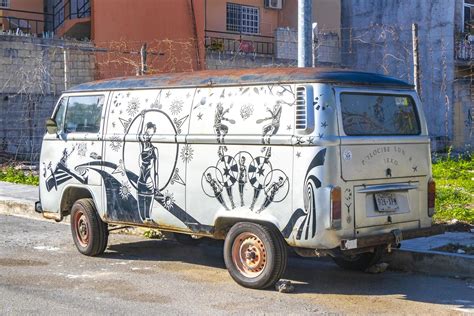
[{"left": 67, "top": 67, "right": 413, "bottom": 92}]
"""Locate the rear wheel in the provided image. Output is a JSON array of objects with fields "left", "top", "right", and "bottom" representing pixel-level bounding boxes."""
[
  {"left": 223, "top": 222, "right": 287, "bottom": 289},
  {"left": 71, "top": 198, "right": 108, "bottom": 256},
  {"left": 332, "top": 247, "right": 383, "bottom": 271}
]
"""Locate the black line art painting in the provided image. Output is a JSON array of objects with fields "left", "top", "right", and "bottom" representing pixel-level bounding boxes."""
[
  {"left": 45, "top": 147, "right": 88, "bottom": 192},
  {"left": 216, "top": 146, "right": 238, "bottom": 209},
  {"left": 214, "top": 102, "right": 235, "bottom": 143},
  {"left": 234, "top": 151, "right": 253, "bottom": 207},
  {"left": 201, "top": 147, "right": 289, "bottom": 213},
  {"left": 136, "top": 110, "right": 159, "bottom": 222},
  {"left": 281, "top": 148, "right": 326, "bottom": 240},
  {"left": 256, "top": 101, "right": 282, "bottom": 144},
  {"left": 240, "top": 103, "right": 254, "bottom": 120},
  {"left": 201, "top": 166, "right": 229, "bottom": 211},
  {"left": 127, "top": 97, "right": 140, "bottom": 116},
  {"left": 249, "top": 147, "right": 272, "bottom": 210},
  {"left": 257, "top": 169, "right": 289, "bottom": 213}
]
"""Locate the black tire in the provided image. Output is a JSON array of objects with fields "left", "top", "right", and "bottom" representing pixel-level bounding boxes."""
[
  {"left": 223, "top": 222, "right": 287, "bottom": 289},
  {"left": 332, "top": 247, "right": 383, "bottom": 271},
  {"left": 70, "top": 198, "right": 108, "bottom": 256},
  {"left": 174, "top": 233, "right": 203, "bottom": 246}
]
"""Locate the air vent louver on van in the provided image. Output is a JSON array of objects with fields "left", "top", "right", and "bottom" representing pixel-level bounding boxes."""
[
  {"left": 295, "top": 85, "right": 314, "bottom": 135},
  {"left": 296, "top": 87, "right": 307, "bottom": 130}
]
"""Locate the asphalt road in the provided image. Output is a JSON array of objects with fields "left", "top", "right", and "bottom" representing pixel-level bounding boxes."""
[{"left": 0, "top": 214, "right": 472, "bottom": 315}]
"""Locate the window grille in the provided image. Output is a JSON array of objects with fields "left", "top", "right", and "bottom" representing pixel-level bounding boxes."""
[
  {"left": 0, "top": 0, "right": 10, "bottom": 8},
  {"left": 226, "top": 3, "right": 259, "bottom": 34}
]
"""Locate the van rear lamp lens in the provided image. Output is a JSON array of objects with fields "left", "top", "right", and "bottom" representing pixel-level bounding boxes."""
[
  {"left": 428, "top": 179, "right": 436, "bottom": 217},
  {"left": 331, "top": 186, "right": 342, "bottom": 229}
]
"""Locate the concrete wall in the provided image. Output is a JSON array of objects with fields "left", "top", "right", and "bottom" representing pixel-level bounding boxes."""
[
  {"left": 206, "top": 51, "right": 296, "bottom": 69},
  {"left": 0, "top": 34, "right": 95, "bottom": 162},
  {"left": 453, "top": 80, "right": 474, "bottom": 150},
  {"left": 341, "top": 0, "right": 456, "bottom": 144}
]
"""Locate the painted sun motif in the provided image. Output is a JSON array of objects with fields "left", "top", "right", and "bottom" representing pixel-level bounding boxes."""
[
  {"left": 180, "top": 144, "right": 194, "bottom": 163},
  {"left": 240, "top": 103, "right": 254, "bottom": 120},
  {"left": 119, "top": 181, "right": 132, "bottom": 200},
  {"left": 170, "top": 99, "right": 184, "bottom": 115},
  {"left": 162, "top": 191, "right": 175, "bottom": 210},
  {"left": 127, "top": 97, "right": 140, "bottom": 116},
  {"left": 110, "top": 135, "right": 122, "bottom": 152},
  {"left": 77, "top": 142, "right": 87, "bottom": 157}
]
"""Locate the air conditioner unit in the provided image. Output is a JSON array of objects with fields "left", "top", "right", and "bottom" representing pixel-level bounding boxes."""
[{"left": 264, "top": 0, "right": 283, "bottom": 10}]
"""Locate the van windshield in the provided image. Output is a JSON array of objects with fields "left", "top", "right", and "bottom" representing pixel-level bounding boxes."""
[{"left": 340, "top": 93, "right": 420, "bottom": 136}]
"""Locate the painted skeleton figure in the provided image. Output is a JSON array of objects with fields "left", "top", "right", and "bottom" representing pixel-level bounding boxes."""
[
  {"left": 206, "top": 172, "right": 229, "bottom": 211},
  {"left": 238, "top": 156, "right": 248, "bottom": 207},
  {"left": 258, "top": 101, "right": 282, "bottom": 144},
  {"left": 137, "top": 110, "right": 159, "bottom": 222},
  {"left": 214, "top": 102, "right": 231, "bottom": 143},
  {"left": 257, "top": 176, "right": 286, "bottom": 213},
  {"left": 217, "top": 146, "right": 236, "bottom": 209}
]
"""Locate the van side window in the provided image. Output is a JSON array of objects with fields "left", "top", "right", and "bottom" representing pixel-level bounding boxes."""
[
  {"left": 54, "top": 97, "right": 67, "bottom": 132},
  {"left": 64, "top": 95, "right": 105, "bottom": 133}
]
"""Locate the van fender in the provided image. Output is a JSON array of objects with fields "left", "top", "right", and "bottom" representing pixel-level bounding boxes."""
[
  {"left": 58, "top": 184, "right": 102, "bottom": 219},
  {"left": 211, "top": 208, "right": 282, "bottom": 239}
]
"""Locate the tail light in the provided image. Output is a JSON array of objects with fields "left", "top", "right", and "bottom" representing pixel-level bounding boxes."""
[
  {"left": 428, "top": 179, "right": 436, "bottom": 217},
  {"left": 330, "top": 186, "right": 342, "bottom": 229}
]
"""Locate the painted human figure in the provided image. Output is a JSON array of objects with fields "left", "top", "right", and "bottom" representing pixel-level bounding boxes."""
[
  {"left": 257, "top": 176, "right": 286, "bottom": 213},
  {"left": 137, "top": 110, "right": 159, "bottom": 222},
  {"left": 373, "top": 96, "right": 385, "bottom": 123},
  {"left": 214, "top": 102, "right": 231, "bottom": 143},
  {"left": 206, "top": 172, "right": 229, "bottom": 211},
  {"left": 238, "top": 156, "right": 248, "bottom": 207},
  {"left": 218, "top": 146, "right": 236, "bottom": 209},
  {"left": 250, "top": 147, "right": 272, "bottom": 210},
  {"left": 259, "top": 101, "right": 282, "bottom": 144}
]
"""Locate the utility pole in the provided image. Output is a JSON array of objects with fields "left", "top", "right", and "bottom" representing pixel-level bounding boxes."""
[
  {"left": 412, "top": 23, "right": 421, "bottom": 95},
  {"left": 140, "top": 43, "right": 148, "bottom": 75},
  {"left": 298, "top": 0, "right": 312, "bottom": 67},
  {"left": 63, "top": 48, "right": 68, "bottom": 91}
]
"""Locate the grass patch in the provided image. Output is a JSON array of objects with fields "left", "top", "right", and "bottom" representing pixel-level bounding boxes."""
[
  {"left": 432, "top": 152, "right": 473, "bottom": 224},
  {"left": 0, "top": 166, "right": 39, "bottom": 186}
]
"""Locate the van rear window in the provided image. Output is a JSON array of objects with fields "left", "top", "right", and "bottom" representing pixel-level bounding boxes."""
[{"left": 340, "top": 93, "right": 420, "bottom": 136}]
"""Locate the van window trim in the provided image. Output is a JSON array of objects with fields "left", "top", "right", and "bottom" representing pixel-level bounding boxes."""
[
  {"left": 62, "top": 93, "right": 107, "bottom": 135},
  {"left": 334, "top": 87, "right": 423, "bottom": 137},
  {"left": 52, "top": 96, "right": 68, "bottom": 133}
]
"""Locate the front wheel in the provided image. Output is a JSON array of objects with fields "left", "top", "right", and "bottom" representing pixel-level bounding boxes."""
[
  {"left": 223, "top": 222, "right": 287, "bottom": 289},
  {"left": 71, "top": 198, "right": 108, "bottom": 256}
]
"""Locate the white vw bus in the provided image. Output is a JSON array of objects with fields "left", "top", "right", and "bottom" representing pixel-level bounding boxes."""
[{"left": 37, "top": 68, "right": 443, "bottom": 289}]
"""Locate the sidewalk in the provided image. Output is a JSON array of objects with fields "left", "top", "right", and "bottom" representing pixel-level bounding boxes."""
[{"left": 0, "top": 181, "right": 472, "bottom": 278}]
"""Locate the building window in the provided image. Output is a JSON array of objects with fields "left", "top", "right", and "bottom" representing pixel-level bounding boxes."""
[
  {"left": 226, "top": 3, "right": 259, "bottom": 34},
  {"left": 464, "top": 0, "right": 474, "bottom": 33},
  {"left": 0, "top": 0, "right": 10, "bottom": 8}
]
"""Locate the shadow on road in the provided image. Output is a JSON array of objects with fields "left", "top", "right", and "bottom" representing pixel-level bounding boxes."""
[{"left": 104, "top": 238, "right": 473, "bottom": 310}]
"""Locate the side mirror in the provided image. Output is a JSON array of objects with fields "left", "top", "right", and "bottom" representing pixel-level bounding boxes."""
[{"left": 46, "top": 118, "right": 58, "bottom": 134}]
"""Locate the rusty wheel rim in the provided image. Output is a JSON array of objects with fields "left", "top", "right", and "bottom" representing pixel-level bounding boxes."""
[
  {"left": 74, "top": 210, "right": 89, "bottom": 248},
  {"left": 231, "top": 232, "right": 266, "bottom": 278}
]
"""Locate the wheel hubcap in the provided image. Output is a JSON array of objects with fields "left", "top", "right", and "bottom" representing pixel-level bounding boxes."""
[
  {"left": 232, "top": 232, "right": 266, "bottom": 278},
  {"left": 74, "top": 212, "right": 89, "bottom": 247}
]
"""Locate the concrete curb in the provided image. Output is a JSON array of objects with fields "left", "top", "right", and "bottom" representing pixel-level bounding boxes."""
[{"left": 384, "top": 249, "right": 473, "bottom": 279}]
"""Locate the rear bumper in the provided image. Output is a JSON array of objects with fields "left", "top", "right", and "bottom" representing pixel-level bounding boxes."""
[{"left": 340, "top": 224, "right": 445, "bottom": 251}]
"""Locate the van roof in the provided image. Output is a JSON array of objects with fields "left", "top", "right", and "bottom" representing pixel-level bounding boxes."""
[{"left": 67, "top": 68, "right": 413, "bottom": 92}]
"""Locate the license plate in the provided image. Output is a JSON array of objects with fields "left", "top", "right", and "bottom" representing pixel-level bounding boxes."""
[{"left": 374, "top": 193, "right": 399, "bottom": 212}]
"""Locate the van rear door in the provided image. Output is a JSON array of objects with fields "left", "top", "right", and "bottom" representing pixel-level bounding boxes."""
[{"left": 336, "top": 88, "right": 430, "bottom": 229}]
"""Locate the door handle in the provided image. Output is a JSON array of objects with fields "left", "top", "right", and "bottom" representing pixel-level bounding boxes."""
[{"left": 90, "top": 152, "right": 102, "bottom": 160}]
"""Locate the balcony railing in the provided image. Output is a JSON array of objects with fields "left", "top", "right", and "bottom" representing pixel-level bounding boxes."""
[
  {"left": 53, "top": 0, "right": 90, "bottom": 32},
  {"left": 455, "top": 38, "right": 474, "bottom": 61},
  {"left": 205, "top": 30, "right": 274, "bottom": 56},
  {"left": 0, "top": 8, "right": 53, "bottom": 35}
]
